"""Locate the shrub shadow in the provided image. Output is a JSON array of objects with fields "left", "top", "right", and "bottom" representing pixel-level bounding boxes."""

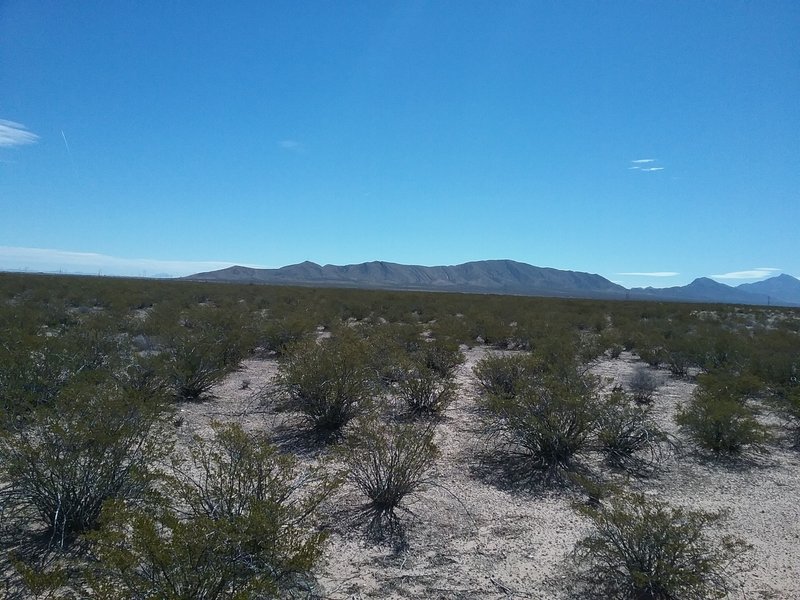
[{"left": 469, "top": 441, "right": 592, "bottom": 497}]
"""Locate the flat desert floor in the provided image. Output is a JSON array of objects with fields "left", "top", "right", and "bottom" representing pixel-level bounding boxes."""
[{"left": 178, "top": 348, "right": 800, "bottom": 600}]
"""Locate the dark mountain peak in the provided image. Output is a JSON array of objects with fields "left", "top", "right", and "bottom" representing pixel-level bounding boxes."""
[{"left": 687, "top": 277, "right": 728, "bottom": 288}]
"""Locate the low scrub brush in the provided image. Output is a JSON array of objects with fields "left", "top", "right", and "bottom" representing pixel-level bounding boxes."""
[
  {"left": 573, "top": 492, "right": 749, "bottom": 599},
  {"left": 341, "top": 419, "right": 438, "bottom": 538}
]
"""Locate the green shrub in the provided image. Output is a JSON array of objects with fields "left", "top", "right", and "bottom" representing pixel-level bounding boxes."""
[
  {"left": 161, "top": 305, "right": 253, "bottom": 401},
  {"left": 171, "top": 422, "right": 336, "bottom": 522},
  {"left": 396, "top": 363, "right": 457, "bottom": 415},
  {"left": 363, "top": 323, "right": 423, "bottom": 386},
  {"left": 666, "top": 349, "right": 693, "bottom": 377},
  {"left": 637, "top": 345, "right": 665, "bottom": 368},
  {"left": 165, "top": 327, "right": 243, "bottom": 402},
  {"left": 677, "top": 398, "right": 769, "bottom": 456},
  {"left": 0, "top": 382, "right": 171, "bottom": 549},
  {"left": 415, "top": 338, "right": 464, "bottom": 378},
  {"left": 278, "top": 332, "right": 376, "bottom": 436},
  {"left": 473, "top": 352, "right": 537, "bottom": 399},
  {"left": 0, "top": 324, "right": 120, "bottom": 420},
  {"left": 258, "top": 315, "right": 314, "bottom": 356},
  {"left": 573, "top": 492, "right": 749, "bottom": 599},
  {"left": 596, "top": 391, "right": 668, "bottom": 473},
  {"left": 114, "top": 353, "right": 171, "bottom": 402},
  {"left": 468, "top": 314, "right": 512, "bottom": 347},
  {"left": 677, "top": 375, "right": 770, "bottom": 456},
  {"left": 341, "top": 419, "right": 438, "bottom": 538},
  {"left": 91, "top": 422, "right": 332, "bottom": 599},
  {"left": 483, "top": 370, "right": 600, "bottom": 481},
  {"left": 7, "top": 556, "right": 73, "bottom": 600}
]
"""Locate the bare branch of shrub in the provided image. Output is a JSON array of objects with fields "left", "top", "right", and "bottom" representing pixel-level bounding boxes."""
[
  {"left": 596, "top": 390, "right": 670, "bottom": 475},
  {"left": 340, "top": 419, "right": 439, "bottom": 539},
  {"left": 628, "top": 366, "right": 660, "bottom": 404}
]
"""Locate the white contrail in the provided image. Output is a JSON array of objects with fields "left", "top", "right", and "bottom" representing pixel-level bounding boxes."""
[{"left": 61, "top": 130, "right": 71, "bottom": 154}]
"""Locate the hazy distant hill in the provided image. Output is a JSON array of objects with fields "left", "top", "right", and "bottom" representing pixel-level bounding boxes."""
[
  {"left": 630, "top": 277, "right": 761, "bottom": 304},
  {"left": 629, "top": 275, "right": 800, "bottom": 306},
  {"left": 187, "top": 261, "right": 800, "bottom": 307},
  {"left": 737, "top": 274, "right": 800, "bottom": 305},
  {"left": 188, "top": 259, "right": 628, "bottom": 298}
]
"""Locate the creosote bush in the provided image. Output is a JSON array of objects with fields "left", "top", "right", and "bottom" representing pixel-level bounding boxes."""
[
  {"left": 637, "top": 344, "right": 665, "bottom": 368},
  {"left": 396, "top": 363, "right": 457, "bottom": 415},
  {"left": 473, "top": 353, "right": 538, "bottom": 399},
  {"left": 483, "top": 370, "right": 600, "bottom": 481},
  {"left": 278, "top": 332, "right": 376, "bottom": 436},
  {"left": 258, "top": 315, "right": 314, "bottom": 356},
  {"left": 0, "top": 382, "right": 171, "bottom": 549},
  {"left": 0, "top": 324, "right": 120, "bottom": 420},
  {"left": 165, "top": 327, "right": 244, "bottom": 402},
  {"left": 415, "top": 338, "right": 464, "bottom": 378},
  {"left": 666, "top": 349, "right": 693, "bottom": 377},
  {"left": 677, "top": 375, "right": 770, "bottom": 456},
  {"left": 90, "top": 422, "right": 333, "bottom": 599},
  {"left": 596, "top": 390, "right": 668, "bottom": 473},
  {"left": 341, "top": 419, "right": 439, "bottom": 538},
  {"left": 573, "top": 492, "right": 749, "bottom": 599}
]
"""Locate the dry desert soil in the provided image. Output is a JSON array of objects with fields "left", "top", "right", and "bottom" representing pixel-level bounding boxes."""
[{"left": 178, "top": 347, "right": 800, "bottom": 600}]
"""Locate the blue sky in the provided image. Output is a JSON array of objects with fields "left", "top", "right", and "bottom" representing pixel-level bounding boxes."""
[{"left": 1, "top": 1, "right": 798, "bottom": 287}]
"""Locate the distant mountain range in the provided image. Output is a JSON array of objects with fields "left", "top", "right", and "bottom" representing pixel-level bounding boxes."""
[{"left": 186, "top": 260, "right": 800, "bottom": 307}]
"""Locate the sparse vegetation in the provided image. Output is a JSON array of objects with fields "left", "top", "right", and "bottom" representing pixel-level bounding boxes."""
[
  {"left": 786, "top": 390, "right": 800, "bottom": 448},
  {"left": 473, "top": 352, "right": 537, "bottom": 399},
  {"left": 637, "top": 344, "right": 665, "bottom": 368},
  {"left": 1, "top": 272, "right": 798, "bottom": 597},
  {"left": 573, "top": 492, "right": 749, "bottom": 599},
  {"left": 415, "top": 338, "right": 464, "bottom": 378},
  {"left": 165, "top": 311, "right": 249, "bottom": 401}
]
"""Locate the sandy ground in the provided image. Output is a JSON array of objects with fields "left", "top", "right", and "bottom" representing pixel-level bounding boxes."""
[{"left": 178, "top": 348, "right": 800, "bottom": 600}]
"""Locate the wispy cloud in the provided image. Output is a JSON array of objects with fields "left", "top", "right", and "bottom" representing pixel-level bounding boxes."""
[
  {"left": 0, "top": 120, "right": 39, "bottom": 147},
  {"left": 278, "top": 139, "right": 303, "bottom": 152},
  {"left": 629, "top": 158, "right": 665, "bottom": 172},
  {"left": 617, "top": 271, "right": 680, "bottom": 277},
  {"left": 0, "top": 246, "right": 268, "bottom": 278},
  {"left": 712, "top": 268, "right": 781, "bottom": 280}
]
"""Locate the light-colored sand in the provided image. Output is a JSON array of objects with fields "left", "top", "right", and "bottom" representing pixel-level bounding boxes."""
[{"left": 178, "top": 348, "right": 800, "bottom": 599}]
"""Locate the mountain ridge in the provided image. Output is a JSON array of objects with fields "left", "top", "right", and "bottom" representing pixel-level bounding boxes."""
[{"left": 186, "top": 260, "right": 800, "bottom": 307}]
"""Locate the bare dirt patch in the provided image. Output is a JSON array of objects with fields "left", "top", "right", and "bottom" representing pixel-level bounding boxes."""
[{"left": 176, "top": 348, "right": 800, "bottom": 599}]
